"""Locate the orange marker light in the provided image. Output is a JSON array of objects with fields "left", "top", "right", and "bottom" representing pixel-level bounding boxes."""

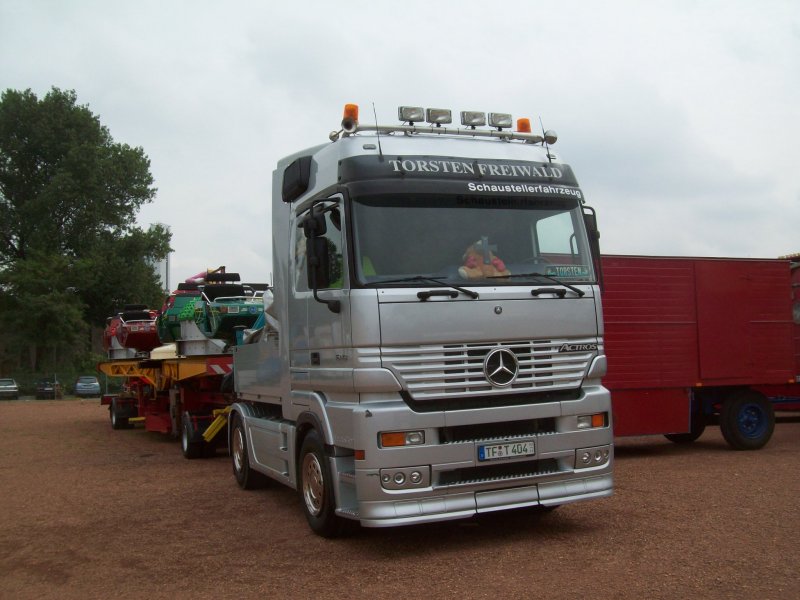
[
  {"left": 380, "top": 432, "right": 406, "bottom": 447},
  {"left": 516, "top": 118, "right": 532, "bottom": 133},
  {"left": 592, "top": 413, "right": 605, "bottom": 428}
]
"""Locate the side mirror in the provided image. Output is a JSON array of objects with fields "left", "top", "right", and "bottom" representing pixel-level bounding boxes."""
[
  {"left": 306, "top": 237, "right": 332, "bottom": 289},
  {"left": 302, "top": 203, "right": 341, "bottom": 314},
  {"left": 583, "top": 210, "right": 600, "bottom": 243},
  {"left": 583, "top": 206, "right": 604, "bottom": 290},
  {"left": 302, "top": 210, "right": 327, "bottom": 239}
]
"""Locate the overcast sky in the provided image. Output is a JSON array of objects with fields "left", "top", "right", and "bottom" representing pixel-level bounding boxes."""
[{"left": 2, "top": 0, "right": 798, "bottom": 285}]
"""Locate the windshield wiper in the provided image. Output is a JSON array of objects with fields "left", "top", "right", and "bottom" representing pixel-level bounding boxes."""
[
  {"left": 488, "top": 272, "right": 585, "bottom": 297},
  {"left": 365, "top": 276, "right": 479, "bottom": 299}
]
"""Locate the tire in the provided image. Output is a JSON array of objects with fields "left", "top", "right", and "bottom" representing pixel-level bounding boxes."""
[
  {"left": 230, "top": 413, "right": 264, "bottom": 489},
  {"left": 181, "top": 412, "right": 204, "bottom": 459},
  {"left": 720, "top": 390, "right": 775, "bottom": 451},
  {"left": 665, "top": 412, "right": 706, "bottom": 444},
  {"left": 110, "top": 399, "right": 129, "bottom": 430},
  {"left": 298, "top": 430, "right": 352, "bottom": 538}
]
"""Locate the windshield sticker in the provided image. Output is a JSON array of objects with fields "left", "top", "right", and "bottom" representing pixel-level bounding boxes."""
[
  {"left": 466, "top": 182, "right": 582, "bottom": 199},
  {"left": 545, "top": 265, "right": 590, "bottom": 278}
]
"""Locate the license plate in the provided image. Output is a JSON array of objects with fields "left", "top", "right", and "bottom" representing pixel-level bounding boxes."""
[
  {"left": 228, "top": 306, "right": 240, "bottom": 313},
  {"left": 478, "top": 440, "right": 535, "bottom": 462}
]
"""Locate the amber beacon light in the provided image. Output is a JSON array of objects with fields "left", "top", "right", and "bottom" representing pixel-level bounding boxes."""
[
  {"left": 342, "top": 103, "right": 359, "bottom": 132},
  {"left": 516, "top": 118, "right": 532, "bottom": 133}
]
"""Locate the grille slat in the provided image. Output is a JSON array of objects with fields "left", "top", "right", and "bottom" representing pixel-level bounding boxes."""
[{"left": 383, "top": 338, "right": 596, "bottom": 401}]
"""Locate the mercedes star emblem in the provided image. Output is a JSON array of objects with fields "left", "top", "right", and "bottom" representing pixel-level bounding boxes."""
[{"left": 483, "top": 348, "right": 519, "bottom": 387}]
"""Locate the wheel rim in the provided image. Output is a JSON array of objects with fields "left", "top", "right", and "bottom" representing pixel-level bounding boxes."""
[
  {"left": 302, "top": 452, "right": 325, "bottom": 517},
  {"left": 232, "top": 427, "right": 245, "bottom": 473},
  {"left": 737, "top": 402, "right": 767, "bottom": 439}
]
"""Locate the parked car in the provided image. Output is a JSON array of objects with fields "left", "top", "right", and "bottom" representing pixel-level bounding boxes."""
[
  {"left": 0, "top": 378, "right": 19, "bottom": 400},
  {"left": 74, "top": 375, "right": 101, "bottom": 398},
  {"left": 35, "top": 379, "right": 63, "bottom": 400}
]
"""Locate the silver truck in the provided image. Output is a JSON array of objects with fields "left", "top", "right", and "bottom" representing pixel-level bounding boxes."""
[{"left": 229, "top": 105, "right": 612, "bottom": 536}]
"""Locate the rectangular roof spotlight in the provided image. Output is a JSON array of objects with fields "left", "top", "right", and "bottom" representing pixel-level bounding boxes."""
[
  {"left": 488, "top": 112, "right": 513, "bottom": 129},
  {"left": 398, "top": 106, "right": 425, "bottom": 123},
  {"left": 460, "top": 111, "right": 486, "bottom": 128},
  {"left": 426, "top": 108, "right": 452, "bottom": 126}
]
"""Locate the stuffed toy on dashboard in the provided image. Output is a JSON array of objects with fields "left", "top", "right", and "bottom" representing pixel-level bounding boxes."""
[{"left": 458, "top": 238, "right": 511, "bottom": 279}]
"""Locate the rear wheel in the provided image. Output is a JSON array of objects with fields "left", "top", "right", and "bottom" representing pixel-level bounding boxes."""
[
  {"left": 181, "top": 412, "right": 204, "bottom": 459},
  {"left": 298, "top": 430, "right": 352, "bottom": 538},
  {"left": 720, "top": 390, "right": 775, "bottom": 450},
  {"left": 110, "top": 399, "right": 129, "bottom": 430}
]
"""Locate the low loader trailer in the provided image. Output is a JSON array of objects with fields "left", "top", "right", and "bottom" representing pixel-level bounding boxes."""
[
  {"left": 602, "top": 254, "right": 800, "bottom": 450},
  {"left": 99, "top": 347, "right": 234, "bottom": 458}
]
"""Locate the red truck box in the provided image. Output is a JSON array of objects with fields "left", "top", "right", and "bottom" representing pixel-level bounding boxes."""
[{"left": 601, "top": 255, "right": 799, "bottom": 448}]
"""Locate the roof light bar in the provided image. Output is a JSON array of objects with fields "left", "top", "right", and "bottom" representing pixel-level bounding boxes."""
[
  {"left": 426, "top": 108, "right": 452, "bottom": 126},
  {"left": 460, "top": 110, "right": 486, "bottom": 128},
  {"left": 488, "top": 112, "right": 513, "bottom": 130},
  {"left": 333, "top": 103, "right": 552, "bottom": 144},
  {"left": 398, "top": 106, "right": 425, "bottom": 124}
]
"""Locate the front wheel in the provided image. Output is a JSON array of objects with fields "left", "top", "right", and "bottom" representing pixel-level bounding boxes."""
[
  {"left": 230, "top": 413, "right": 264, "bottom": 489},
  {"left": 720, "top": 390, "right": 775, "bottom": 450},
  {"left": 298, "top": 430, "right": 352, "bottom": 538}
]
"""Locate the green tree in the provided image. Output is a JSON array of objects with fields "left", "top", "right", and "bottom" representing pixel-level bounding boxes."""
[{"left": 0, "top": 87, "right": 171, "bottom": 373}]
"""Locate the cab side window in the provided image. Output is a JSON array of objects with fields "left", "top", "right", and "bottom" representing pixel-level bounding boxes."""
[{"left": 295, "top": 204, "right": 344, "bottom": 290}]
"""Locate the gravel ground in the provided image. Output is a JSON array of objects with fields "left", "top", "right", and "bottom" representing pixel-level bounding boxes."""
[{"left": 0, "top": 399, "right": 798, "bottom": 600}]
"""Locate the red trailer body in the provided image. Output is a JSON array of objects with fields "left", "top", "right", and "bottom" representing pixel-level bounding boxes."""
[{"left": 601, "top": 255, "right": 799, "bottom": 448}]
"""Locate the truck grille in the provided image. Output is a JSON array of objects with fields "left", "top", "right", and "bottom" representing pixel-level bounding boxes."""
[
  {"left": 381, "top": 339, "right": 596, "bottom": 402},
  {"left": 438, "top": 458, "right": 560, "bottom": 487}
]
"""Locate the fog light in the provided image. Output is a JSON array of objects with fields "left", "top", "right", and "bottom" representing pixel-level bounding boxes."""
[
  {"left": 410, "top": 471, "right": 422, "bottom": 484},
  {"left": 575, "top": 444, "right": 611, "bottom": 469},
  {"left": 406, "top": 431, "right": 424, "bottom": 445},
  {"left": 394, "top": 473, "right": 406, "bottom": 485},
  {"left": 381, "top": 474, "right": 391, "bottom": 483}
]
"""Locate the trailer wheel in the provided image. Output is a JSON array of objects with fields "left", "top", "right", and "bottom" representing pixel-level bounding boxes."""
[
  {"left": 720, "top": 390, "right": 775, "bottom": 451},
  {"left": 665, "top": 412, "right": 706, "bottom": 444},
  {"left": 110, "top": 399, "right": 129, "bottom": 430},
  {"left": 230, "top": 413, "right": 264, "bottom": 489},
  {"left": 298, "top": 430, "right": 351, "bottom": 538},
  {"left": 181, "top": 412, "right": 204, "bottom": 459}
]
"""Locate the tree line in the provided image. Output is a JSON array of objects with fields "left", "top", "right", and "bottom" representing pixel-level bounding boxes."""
[{"left": 0, "top": 87, "right": 171, "bottom": 379}]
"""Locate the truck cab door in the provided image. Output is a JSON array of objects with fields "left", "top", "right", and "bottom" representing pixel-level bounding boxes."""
[{"left": 289, "top": 198, "right": 347, "bottom": 371}]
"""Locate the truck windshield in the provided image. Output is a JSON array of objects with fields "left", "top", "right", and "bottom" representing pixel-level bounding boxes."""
[{"left": 350, "top": 193, "right": 595, "bottom": 286}]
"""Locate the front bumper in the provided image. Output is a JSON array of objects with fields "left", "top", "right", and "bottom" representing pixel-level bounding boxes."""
[{"left": 339, "top": 386, "right": 613, "bottom": 527}]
